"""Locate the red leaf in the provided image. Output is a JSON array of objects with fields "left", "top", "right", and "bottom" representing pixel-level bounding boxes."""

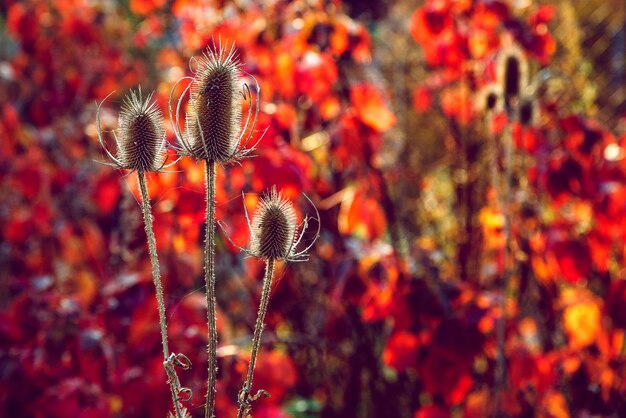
[
  {"left": 409, "top": 6, "right": 453, "bottom": 45},
  {"left": 93, "top": 172, "right": 121, "bottom": 215},
  {"left": 414, "top": 405, "right": 450, "bottom": 418},
  {"left": 383, "top": 331, "right": 419, "bottom": 371},
  {"left": 413, "top": 86, "right": 432, "bottom": 113},
  {"left": 296, "top": 52, "right": 338, "bottom": 104},
  {"left": 420, "top": 320, "right": 483, "bottom": 404},
  {"left": 551, "top": 240, "right": 591, "bottom": 284},
  {"left": 250, "top": 350, "right": 297, "bottom": 404},
  {"left": 528, "top": 5, "right": 556, "bottom": 26},
  {"left": 128, "top": 298, "right": 160, "bottom": 350}
]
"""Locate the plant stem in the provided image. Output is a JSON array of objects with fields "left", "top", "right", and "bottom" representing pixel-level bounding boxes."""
[
  {"left": 204, "top": 159, "right": 218, "bottom": 418},
  {"left": 137, "top": 171, "right": 184, "bottom": 418},
  {"left": 494, "top": 120, "right": 513, "bottom": 417},
  {"left": 237, "top": 258, "right": 275, "bottom": 418}
]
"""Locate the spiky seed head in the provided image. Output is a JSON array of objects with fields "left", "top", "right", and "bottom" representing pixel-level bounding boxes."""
[
  {"left": 497, "top": 46, "right": 528, "bottom": 112},
  {"left": 250, "top": 187, "right": 298, "bottom": 260},
  {"left": 117, "top": 89, "right": 167, "bottom": 172},
  {"left": 183, "top": 44, "right": 242, "bottom": 163}
]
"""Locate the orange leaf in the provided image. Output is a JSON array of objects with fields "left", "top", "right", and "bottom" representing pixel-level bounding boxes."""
[
  {"left": 350, "top": 84, "right": 396, "bottom": 132},
  {"left": 338, "top": 187, "right": 387, "bottom": 240},
  {"left": 275, "top": 52, "right": 295, "bottom": 98},
  {"left": 441, "top": 84, "right": 474, "bottom": 125},
  {"left": 541, "top": 391, "right": 569, "bottom": 418},
  {"left": 130, "top": 0, "right": 166, "bottom": 15}
]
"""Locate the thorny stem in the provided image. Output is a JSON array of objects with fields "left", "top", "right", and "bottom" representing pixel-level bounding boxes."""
[
  {"left": 237, "top": 258, "right": 275, "bottom": 418},
  {"left": 137, "top": 171, "right": 184, "bottom": 418},
  {"left": 204, "top": 160, "right": 218, "bottom": 418}
]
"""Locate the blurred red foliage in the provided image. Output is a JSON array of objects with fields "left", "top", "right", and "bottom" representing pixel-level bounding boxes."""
[{"left": 1, "top": 0, "right": 626, "bottom": 417}]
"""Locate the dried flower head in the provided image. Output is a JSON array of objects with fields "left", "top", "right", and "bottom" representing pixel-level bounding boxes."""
[
  {"left": 97, "top": 88, "right": 175, "bottom": 172},
  {"left": 250, "top": 187, "right": 297, "bottom": 260},
  {"left": 170, "top": 41, "right": 261, "bottom": 165},
  {"left": 497, "top": 45, "right": 528, "bottom": 112},
  {"left": 220, "top": 186, "right": 320, "bottom": 262}
]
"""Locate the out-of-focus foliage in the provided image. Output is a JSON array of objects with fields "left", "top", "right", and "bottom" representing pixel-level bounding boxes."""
[{"left": 0, "top": 0, "right": 625, "bottom": 417}]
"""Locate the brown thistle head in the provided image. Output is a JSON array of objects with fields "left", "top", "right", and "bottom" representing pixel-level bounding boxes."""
[
  {"left": 184, "top": 43, "right": 241, "bottom": 163},
  {"left": 169, "top": 40, "right": 263, "bottom": 165},
  {"left": 96, "top": 88, "right": 169, "bottom": 172},
  {"left": 219, "top": 187, "right": 320, "bottom": 262},
  {"left": 250, "top": 187, "right": 298, "bottom": 260}
]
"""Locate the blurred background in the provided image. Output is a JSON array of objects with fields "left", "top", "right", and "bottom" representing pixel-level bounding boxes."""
[{"left": 1, "top": 0, "right": 625, "bottom": 417}]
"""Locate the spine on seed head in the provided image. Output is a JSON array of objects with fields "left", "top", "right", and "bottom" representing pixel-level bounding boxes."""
[
  {"left": 250, "top": 187, "right": 298, "bottom": 260},
  {"left": 118, "top": 89, "right": 167, "bottom": 172},
  {"left": 184, "top": 44, "right": 242, "bottom": 163}
]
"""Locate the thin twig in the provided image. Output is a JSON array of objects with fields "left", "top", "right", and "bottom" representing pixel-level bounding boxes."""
[
  {"left": 204, "top": 159, "right": 218, "bottom": 418},
  {"left": 137, "top": 171, "right": 184, "bottom": 418},
  {"left": 237, "top": 258, "right": 275, "bottom": 418}
]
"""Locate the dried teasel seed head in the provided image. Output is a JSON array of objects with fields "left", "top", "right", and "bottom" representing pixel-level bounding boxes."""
[
  {"left": 497, "top": 46, "right": 528, "bottom": 112},
  {"left": 183, "top": 43, "right": 242, "bottom": 163},
  {"left": 116, "top": 89, "right": 167, "bottom": 172},
  {"left": 250, "top": 187, "right": 298, "bottom": 260},
  {"left": 97, "top": 88, "right": 169, "bottom": 172}
]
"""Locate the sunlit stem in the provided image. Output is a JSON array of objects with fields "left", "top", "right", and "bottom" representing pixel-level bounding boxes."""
[
  {"left": 204, "top": 159, "right": 218, "bottom": 418},
  {"left": 237, "top": 258, "right": 275, "bottom": 418},
  {"left": 137, "top": 171, "right": 184, "bottom": 418}
]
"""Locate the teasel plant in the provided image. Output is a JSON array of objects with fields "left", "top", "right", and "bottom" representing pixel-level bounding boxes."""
[
  {"left": 96, "top": 88, "right": 192, "bottom": 418},
  {"left": 168, "top": 40, "right": 263, "bottom": 418},
  {"left": 219, "top": 186, "right": 320, "bottom": 418},
  {"left": 489, "top": 44, "right": 539, "bottom": 417}
]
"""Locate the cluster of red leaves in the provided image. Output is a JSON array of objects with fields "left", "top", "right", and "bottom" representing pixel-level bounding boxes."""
[{"left": 375, "top": 1, "right": 626, "bottom": 417}]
